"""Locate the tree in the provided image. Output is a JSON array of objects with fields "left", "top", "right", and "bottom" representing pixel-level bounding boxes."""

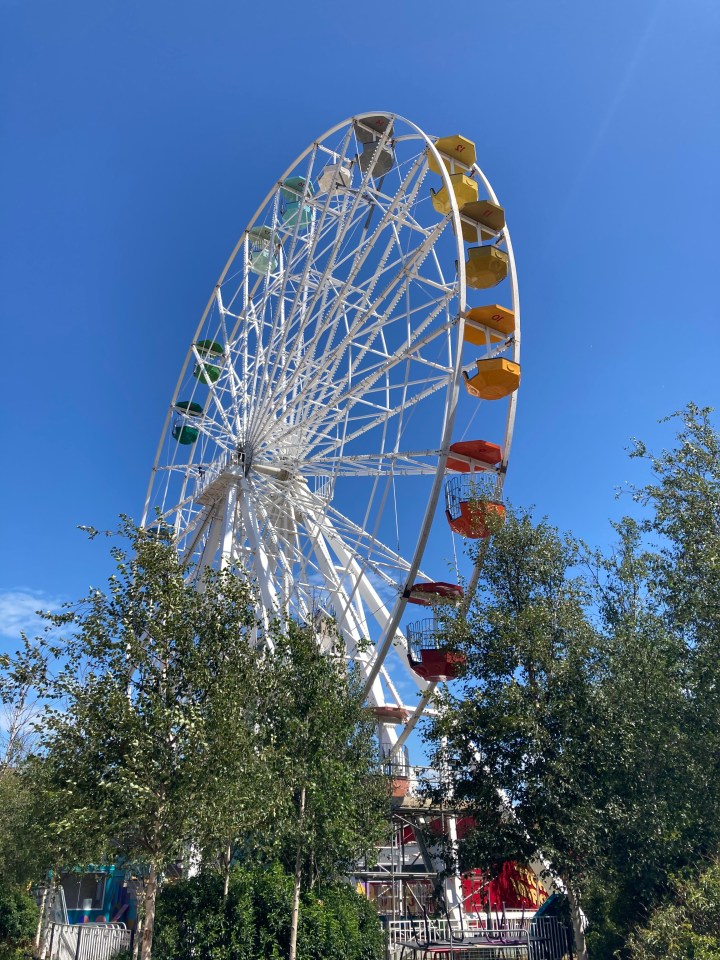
[
  {"left": 26, "top": 520, "right": 388, "bottom": 960},
  {"left": 0, "top": 884, "right": 38, "bottom": 954},
  {"left": 424, "top": 406, "right": 720, "bottom": 959},
  {"left": 0, "top": 638, "right": 57, "bottom": 953},
  {"left": 628, "top": 859, "right": 720, "bottom": 960},
  {"left": 630, "top": 404, "right": 720, "bottom": 848},
  {"left": 630, "top": 404, "right": 720, "bottom": 645},
  {"left": 189, "top": 599, "right": 282, "bottom": 900},
  {"left": 37, "top": 519, "right": 261, "bottom": 960},
  {"left": 424, "top": 510, "right": 603, "bottom": 959},
  {"left": 0, "top": 639, "right": 44, "bottom": 774},
  {"left": 252, "top": 625, "right": 389, "bottom": 960},
  {"left": 583, "top": 518, "right": 695, "bottom": 957}
]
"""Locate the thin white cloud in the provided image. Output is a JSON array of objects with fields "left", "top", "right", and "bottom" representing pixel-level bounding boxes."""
[{"left": 0, "top": 590, "right": 62, "bottom": 641}]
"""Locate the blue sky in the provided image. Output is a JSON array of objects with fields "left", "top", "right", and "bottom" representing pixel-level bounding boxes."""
[{"left": 1, "top": 0, "right": 718, "bottom": 651}]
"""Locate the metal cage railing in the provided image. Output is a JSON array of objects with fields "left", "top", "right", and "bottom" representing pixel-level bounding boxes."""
[
  {"left": 444, "top": 474, "right": 495, "bottom": 521},
  {"left": 406, "top": 618, "right": 452, "bottom": 660}
]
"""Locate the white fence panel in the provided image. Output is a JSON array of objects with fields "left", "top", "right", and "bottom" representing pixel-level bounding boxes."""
[
  {"left": 46, "top": 923, "right": 131, "bottom": 960},
  {"left": 386, "top": 915, "right": 572, "bottom": 960}
]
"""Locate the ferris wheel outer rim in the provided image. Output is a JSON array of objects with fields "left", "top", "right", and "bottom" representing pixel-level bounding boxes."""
[{"left": 140, "top": 112, "right": 520, "bottom": 712}]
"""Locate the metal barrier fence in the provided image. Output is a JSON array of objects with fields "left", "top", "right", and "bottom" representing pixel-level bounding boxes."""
[
  {"left": 386, "top": 915, "right": 572, "bottom": 960},
  {"left": 529, "top": 916, "right": 574, "bottom": 959},
  {"left": 45, "top": 922, "right": 132, "bottom": 960}
]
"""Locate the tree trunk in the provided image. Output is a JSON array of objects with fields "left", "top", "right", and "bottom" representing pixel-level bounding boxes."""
[
  {"left": 140, "top": 863, "right": 158, "bottom": 960},
  {"left": 289, "top": 785, "right": 306, "bottom": 960},
  {"left": 567, "top": 886, "right": 588, "bottom": 960},
  {"left": 132, "top": 919, "right": 142, "bottom": 960},
  {"left": 35, "top": 881, "right": 51, "bottom": 959},
  {"left": 223, "top": 843, "right": 232, "bottom": 900}
]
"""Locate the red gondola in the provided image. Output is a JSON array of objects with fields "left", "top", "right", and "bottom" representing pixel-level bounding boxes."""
[
  {"left": 407, "top": 582, "right": 464, "bottom": 606},
  {"left": 407, "top": 618, "right": 467, "bottom": 682},
  {"left": 446, "top": 439, "right": 502, "bottom": 472},
  {"left": 371, "top": 705, "right": 410, "bottom": 724}
]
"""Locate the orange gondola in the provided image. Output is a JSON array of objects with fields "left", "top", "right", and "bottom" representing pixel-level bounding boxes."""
[
  {"left": 446, "top": 439, "right": 502, "bottom": 472},
  {"left": 445, "top": 475, "right": 506, "bottom": 539}
]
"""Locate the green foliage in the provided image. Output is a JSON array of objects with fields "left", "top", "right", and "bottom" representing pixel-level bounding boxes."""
[
  {"left": 0, "top": 767, "right": 49, "bottom": 887},
  {"left": 426, "top": 509, "right": 605, "bottom": 886},
  {"left": 38, "top": 519, "right": 259, "bottom": 873},
  {"left": 152, "top": 866, "right": 384, "bottom": 960},
  {"left": 628, "top": 861, "right": 720, "bottom": 960},
  {"left": 425, "top": 405, "right": 720, "bottom": 958},
  {"left": 26, "top": 518, "right": 262, "bottom": 958},
  {"left": 630, "top": 405, "right": 720, "bottom": 852},
  {"left": 0, "top": 636, "right": 48, "bottom": 772},
  {"left": 154, "top": 868, "right": 257, "bottom": 960},
  {"left": 0, "top": 885, "right": 37, "bottom": 948},
  {"left": 9, "top": 519, "right": 387, "bottom": 958},
  {"left": 0, "top": 635, "right": 54, "bottom": 887},
  {"left": 0, "top": 948, "right": 29, "bottom": 960},
  {"left": 298, "top": 883, "right": 385, "bottom": 960},
  {"left": 251, "top": 625, "right": 389, "bottom": 885},
  {"left": 30, "top": 521, "right": 386, "bottom": 884}
]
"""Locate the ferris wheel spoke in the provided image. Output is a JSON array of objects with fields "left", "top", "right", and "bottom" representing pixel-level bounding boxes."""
[
  {"left": 297, "top": 493, "right": 425, "bottom": 693},
  {"left": 286, "top": 256, "right": 452, "bottom": 426},
  {"left": 299, "top": 502, "right": 386, "bottom": 703},
  {"left": 249, "top": 151, "right": 433, "bottom": 430},
  {"left": 319, "top": 513, "right": 427, "bottom": 691},
  {"left": 252, "top": 499, "right": 305, "bottom": 615},
  {"left": 388, "top": 684, "right": 439, "bottom": 761},
  {"left": 262, "top": 217, "right": 451, "bottom": 433},
  {"left": 176, "top": 347, "right": 237, "bottom": 445},
  {"left": 378, "top": 666, "right": 406, "bottom": 712},
  {"left": 262, "top": 147, "right": 322, "bottom": 318},
  {"left": 274, "top": 478, "right": 413, "bottom": 597},
  {"left": 301, "top": 451, "right": 441, "bottom": 477},
  {"left": 178, "top": 503, "right": 214, "bottom": 563},
  {"left": 286, "top": 154, "right": 430, "bottom": 346},
  {"left": 252, "top": 278, "right": 454, "bottom": 454},
  {"left": 250, "top": 474, "right": 341, "bottom": 610},
  {"left": 234, "top": 479, "right": 280, "bottom": 624},
  {"left": 249, "top": 132, "right": 387, "bottom": 417},
  {"left": 306, "top": 372, "right": 452, "bottom": 462},
  {"left": 213, "top": 289, "right": 248, "bottom": 438},
  {"left": 248, "top": 244, "right": 442, "bottom": 440},
  {"left": 249, "top": 125, "right": 362, "bottom": 335},
  {"left": 322, "top": 499, "right": 429, "bottom": 585}
]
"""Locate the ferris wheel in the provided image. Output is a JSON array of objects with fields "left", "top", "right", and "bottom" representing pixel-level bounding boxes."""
[{"left": 142, "top": 112, "right": 520, "bottom": 760}]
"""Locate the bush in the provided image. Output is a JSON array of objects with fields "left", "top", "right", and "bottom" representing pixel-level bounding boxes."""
[
  {"left": 153, "top": 864, "right": 384, "bottom": 960},
  {"left": 628, "top": 860, "right": 720, "bottom": 960},
  {"left": 0, "top": 948, "right": 29, "bottom": 960},
  {"left": 298, "top": 884, "right": 384, "bottom": 960},
  {"left": 0, "top": 885, "right": 37, "bottom": 948}
]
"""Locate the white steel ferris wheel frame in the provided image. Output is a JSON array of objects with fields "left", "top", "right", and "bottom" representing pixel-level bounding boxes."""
[{"left": 142, "top": 112, "right": 520, "bottom": 757}]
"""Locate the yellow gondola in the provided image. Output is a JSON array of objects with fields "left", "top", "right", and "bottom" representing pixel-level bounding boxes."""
[
  {"left": 428, "top": 134, "right": 477, "bottom": 174},
  {"left": 463, "top": 358, "right": 521, "bottom": 400},
  {"left": 430, "top": 173, "right": 479, "bottom": 216},
  {"left": 465, "top": 246, "right": 508, "bottom": 289},
  {"left": 460, "top": 200, "right": 506, "bottom": 242},
  {"left": 463, "top": 305, "right": 515, "bottom": 346}
]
